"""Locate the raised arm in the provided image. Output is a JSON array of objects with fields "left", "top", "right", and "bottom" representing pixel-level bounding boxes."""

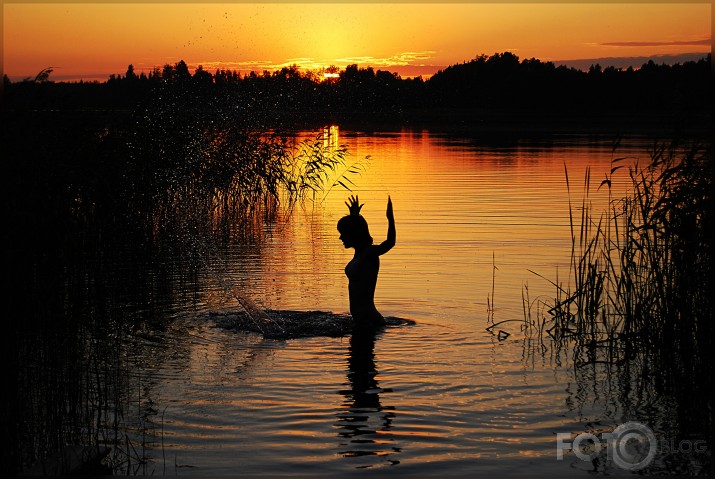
[{"left": 375, "top": 195, "right": 395, "bottom": 256}]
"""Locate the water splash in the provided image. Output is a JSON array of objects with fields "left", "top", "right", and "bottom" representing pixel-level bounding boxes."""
[{"left": 170, "top": 214, "right": 288, "bottom": 336}]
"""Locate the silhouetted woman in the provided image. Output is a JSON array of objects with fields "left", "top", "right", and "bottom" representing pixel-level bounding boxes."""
[{"left": 337, "top": 195, "right": 395, "bottom": 330}]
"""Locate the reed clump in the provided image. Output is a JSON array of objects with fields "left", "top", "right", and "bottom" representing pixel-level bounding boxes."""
[
  {"left": 528, "top": 139, "right": 712, "bottom": 444},
  {"left": 540, "top": 141, "right": 711, "bottom": 362},
  {"left": 125, "top": 85, "right": 365, "bottom": 245}
]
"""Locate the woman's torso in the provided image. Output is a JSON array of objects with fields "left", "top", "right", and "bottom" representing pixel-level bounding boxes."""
[{"left": 345, "top": 249, "right": 384, "bottom": 326}]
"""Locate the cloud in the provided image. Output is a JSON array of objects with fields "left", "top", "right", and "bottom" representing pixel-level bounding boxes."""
[
  {"left": 601, "top": 37, "right": 710, "bottom": 47},
  {"left": 194, "top": 60, "right": 276, "bottom": 71},
  {"left": 335, "top": 51, "right": 436, "bottom": 68}
]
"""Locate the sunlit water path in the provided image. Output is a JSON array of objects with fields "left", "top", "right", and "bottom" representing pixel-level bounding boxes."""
[{"left": 123, "top": 129, "right": 679, "bottom": 475}]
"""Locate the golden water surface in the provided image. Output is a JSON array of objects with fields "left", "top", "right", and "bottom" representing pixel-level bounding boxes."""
[{"left": 130, "top": 128, "right": 663, "bottom": 475}]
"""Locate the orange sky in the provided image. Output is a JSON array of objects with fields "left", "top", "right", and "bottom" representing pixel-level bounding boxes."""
[{"left": 3, "top": 2, "right": 711, "bottom": 82}]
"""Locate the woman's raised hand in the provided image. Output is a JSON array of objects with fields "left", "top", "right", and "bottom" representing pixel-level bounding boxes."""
[
  {"left": 386, "top": 195, "right": 394, "bottom": 221},
  {"left": 346, "top": 195, "right": 364, "bottom": 215}
]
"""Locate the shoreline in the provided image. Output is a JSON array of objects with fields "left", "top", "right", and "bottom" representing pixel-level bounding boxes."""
[
  {"left": 274, "top": 108, "right": 713, "bottom": 139},
  {"left": 4, "top": 104, "right": 711, "bottom": 139}
]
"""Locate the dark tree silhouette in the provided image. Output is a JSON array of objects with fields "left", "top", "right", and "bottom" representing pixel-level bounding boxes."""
[
  {"left": 125, "top": 64, "right": 137, "bottom": 81},
  {"left": 3, "top": 54, "right": 711, "bottom": 129}
]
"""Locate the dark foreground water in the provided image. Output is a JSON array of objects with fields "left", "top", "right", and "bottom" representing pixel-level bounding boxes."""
[{"left": 13, "top": 129, "right": 711, "bottom": 476}]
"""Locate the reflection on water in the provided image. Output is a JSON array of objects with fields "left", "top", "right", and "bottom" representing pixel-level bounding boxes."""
[
  {"left": 12, "top": 127, "right": 709, "bottom": 475},
  {"left": 337, "top": 330, "right": 399, "bottom": 466},
  {"left": 323, "top": 125, "right": 340, "bottom": 150}
]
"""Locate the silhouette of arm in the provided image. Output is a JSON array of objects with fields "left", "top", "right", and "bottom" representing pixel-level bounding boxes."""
[{"left": 374, "top": 196, "right": 395, "bottom": 256}]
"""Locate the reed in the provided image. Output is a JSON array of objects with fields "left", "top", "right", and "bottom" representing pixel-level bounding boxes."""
[
  {"left": 545, "top": 141, "right": 710, "bottom": 354},
  {"left": 4, "top": 83, "right": 365, "bottom": 474},
  {"left": 528, "top": 139, "right": 712, "bottom": 444},
  {"left": 126, "top": 88, "right": 366, "bottom": 245}
]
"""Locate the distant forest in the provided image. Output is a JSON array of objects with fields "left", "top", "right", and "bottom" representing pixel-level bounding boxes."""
[{"left": 3, "top": 51, "right": 712, "bottom": 128}]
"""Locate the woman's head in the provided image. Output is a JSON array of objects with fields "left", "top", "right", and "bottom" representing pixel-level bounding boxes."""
[{"left": 337, "top": 215, "right": 373, "bottom": 249}]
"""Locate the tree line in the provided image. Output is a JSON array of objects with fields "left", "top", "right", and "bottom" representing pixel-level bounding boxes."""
[{"left": 3, "top": 52, "right": 711, "bottom": 124}]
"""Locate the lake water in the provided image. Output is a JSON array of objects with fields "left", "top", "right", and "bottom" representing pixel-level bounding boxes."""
[{"left": 116, "top": 128, "right": 685, "bottom": 476}]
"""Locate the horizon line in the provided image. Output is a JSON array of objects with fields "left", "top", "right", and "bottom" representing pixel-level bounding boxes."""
[{"left": 5, "top": 51, "right": 710, "bottom": 84}]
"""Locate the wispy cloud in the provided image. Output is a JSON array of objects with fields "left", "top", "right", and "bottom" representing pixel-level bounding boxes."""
[
  {"left": 335, "top": 51, "right": 436, "bottom": 68},
  {"left": 192, "top": 60, "right": 276, "bottom": 70},
  {"left": 601, "top": 37, "right": 710, "bottom": 47}
]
